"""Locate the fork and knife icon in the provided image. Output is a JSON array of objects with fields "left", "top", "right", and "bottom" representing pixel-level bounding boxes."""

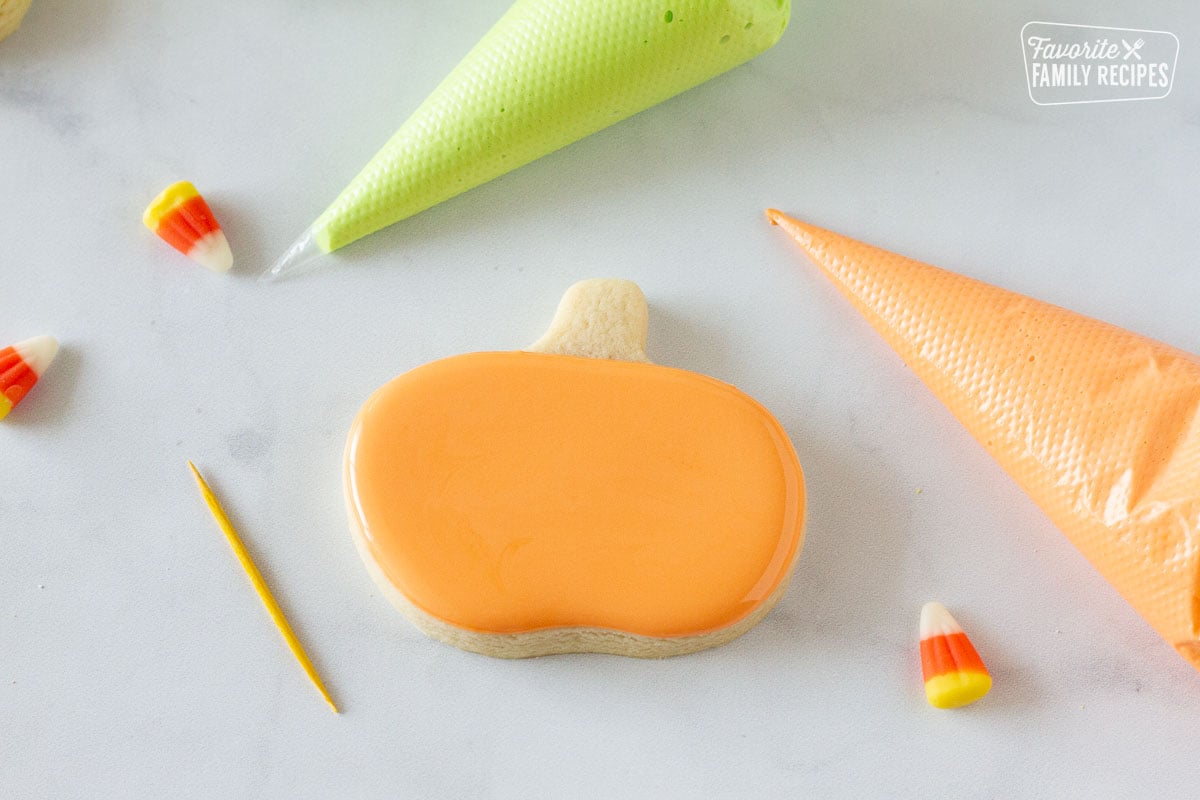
[{"left": 1121, "top": 38, "right": 1145, "bottom": 60}]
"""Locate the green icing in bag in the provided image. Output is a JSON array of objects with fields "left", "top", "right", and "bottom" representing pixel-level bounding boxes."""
[{"left": 264, "top": 0, "right": 790, "bottom": 280}]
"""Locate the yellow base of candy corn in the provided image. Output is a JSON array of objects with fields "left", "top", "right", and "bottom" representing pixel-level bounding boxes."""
[
  {"left": 0, "top": 395, "right": 10, "bottom": 420},
  {"left": 924, "top": 671, "right": 992, "bottom": 709},
  {"left": 142, "top": 181, "right": 197, "bottom": 229},
  {"left": 0, "top": 0, "right": 33, "bottom": 42}
]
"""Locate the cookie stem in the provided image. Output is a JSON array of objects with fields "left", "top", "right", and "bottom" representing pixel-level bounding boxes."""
[{"left": 526, "top": 279, "right": 651, "bottom": 362}]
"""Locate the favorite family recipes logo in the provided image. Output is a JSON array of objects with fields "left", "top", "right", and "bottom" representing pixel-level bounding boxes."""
[{"left": 1021, "top": 22, "right": 1179, "bottom": 105}]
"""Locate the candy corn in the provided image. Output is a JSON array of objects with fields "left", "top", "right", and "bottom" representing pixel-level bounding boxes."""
[
  {"left": 919, "top": 602, "right": 991, "bottom": 709},
  {"left": 0, "top": 335, "right": 58, "bottom": 420},
  {"left": 264, "top": 0, "right": 791, "bottom": 280},
  {"left": 143, "top": 181, "right": 232, "bottom": 273},
  {"left": 769, "top": 209, "right": 1200, "bottom": 672}
]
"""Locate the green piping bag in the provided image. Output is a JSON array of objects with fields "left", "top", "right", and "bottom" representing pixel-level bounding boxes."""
[{"left": 263, "top": 0, "right": 790, "bottom": 281}]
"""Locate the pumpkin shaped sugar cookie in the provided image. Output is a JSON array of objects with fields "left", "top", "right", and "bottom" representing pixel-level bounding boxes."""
[{"left": 344, "top": 279, "right": 806, "bottom": 657}]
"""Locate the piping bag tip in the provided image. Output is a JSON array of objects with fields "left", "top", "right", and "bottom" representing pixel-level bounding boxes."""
[
  {"left": 260, "top": 227, "right": 327, "bottom": 284},
  {"left": 765, "top": 209, "right": 819, "bottom": 250}
]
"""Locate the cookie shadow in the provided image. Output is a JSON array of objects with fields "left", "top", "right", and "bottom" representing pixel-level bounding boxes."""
[
  {"left": 644, "top": 303, "right": 733, "bottom": 373},
  {"left": 759, "top": 423, "right": 920, "bottom": 658}
]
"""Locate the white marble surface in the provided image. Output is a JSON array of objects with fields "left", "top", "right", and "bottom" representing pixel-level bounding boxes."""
[{"left": 3, "top": 1, "right": 1200, "bottom": 797}]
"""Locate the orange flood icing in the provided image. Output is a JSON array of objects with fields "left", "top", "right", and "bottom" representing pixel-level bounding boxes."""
[{"left": 345, "top": 351, "right": 805, "bottom": 637}]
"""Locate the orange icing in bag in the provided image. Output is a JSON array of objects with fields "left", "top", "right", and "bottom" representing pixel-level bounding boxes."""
[
  {"left": 265, "top": 0, "right": 790, "bottom": 280},
  {"left": 769, "top": 209, "right": 1200, "bottom": 671},
  {"left": 344, "top": 280, "right": 805, "bottom": 657}
]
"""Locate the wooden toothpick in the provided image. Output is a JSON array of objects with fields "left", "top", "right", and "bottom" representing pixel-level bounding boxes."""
[{"left": 188, "top": 461, "right": 338, "bottom": 713}]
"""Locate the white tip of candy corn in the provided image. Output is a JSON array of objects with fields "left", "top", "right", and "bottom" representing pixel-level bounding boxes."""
[
  {"left": 190, "top": 230, "right": 234, "bottom": 273},
  {"left": 920, "top": 601, "right": 963, "bottom": 639},
  {"left": 14, "top": 336, "right": 59, "bottom": 377},
  {"left": 260, "top": 227, "right": 324, "bottom": 283}
]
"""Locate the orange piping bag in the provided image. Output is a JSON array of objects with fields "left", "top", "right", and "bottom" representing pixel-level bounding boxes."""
[{"left": 768, "top": 209, "right": 1200, "bottom": 672}]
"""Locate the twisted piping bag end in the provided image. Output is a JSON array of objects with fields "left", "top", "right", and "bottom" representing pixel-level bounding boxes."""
[{"left": 260, "top": 226, "right": 326, "bottom": 283}]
